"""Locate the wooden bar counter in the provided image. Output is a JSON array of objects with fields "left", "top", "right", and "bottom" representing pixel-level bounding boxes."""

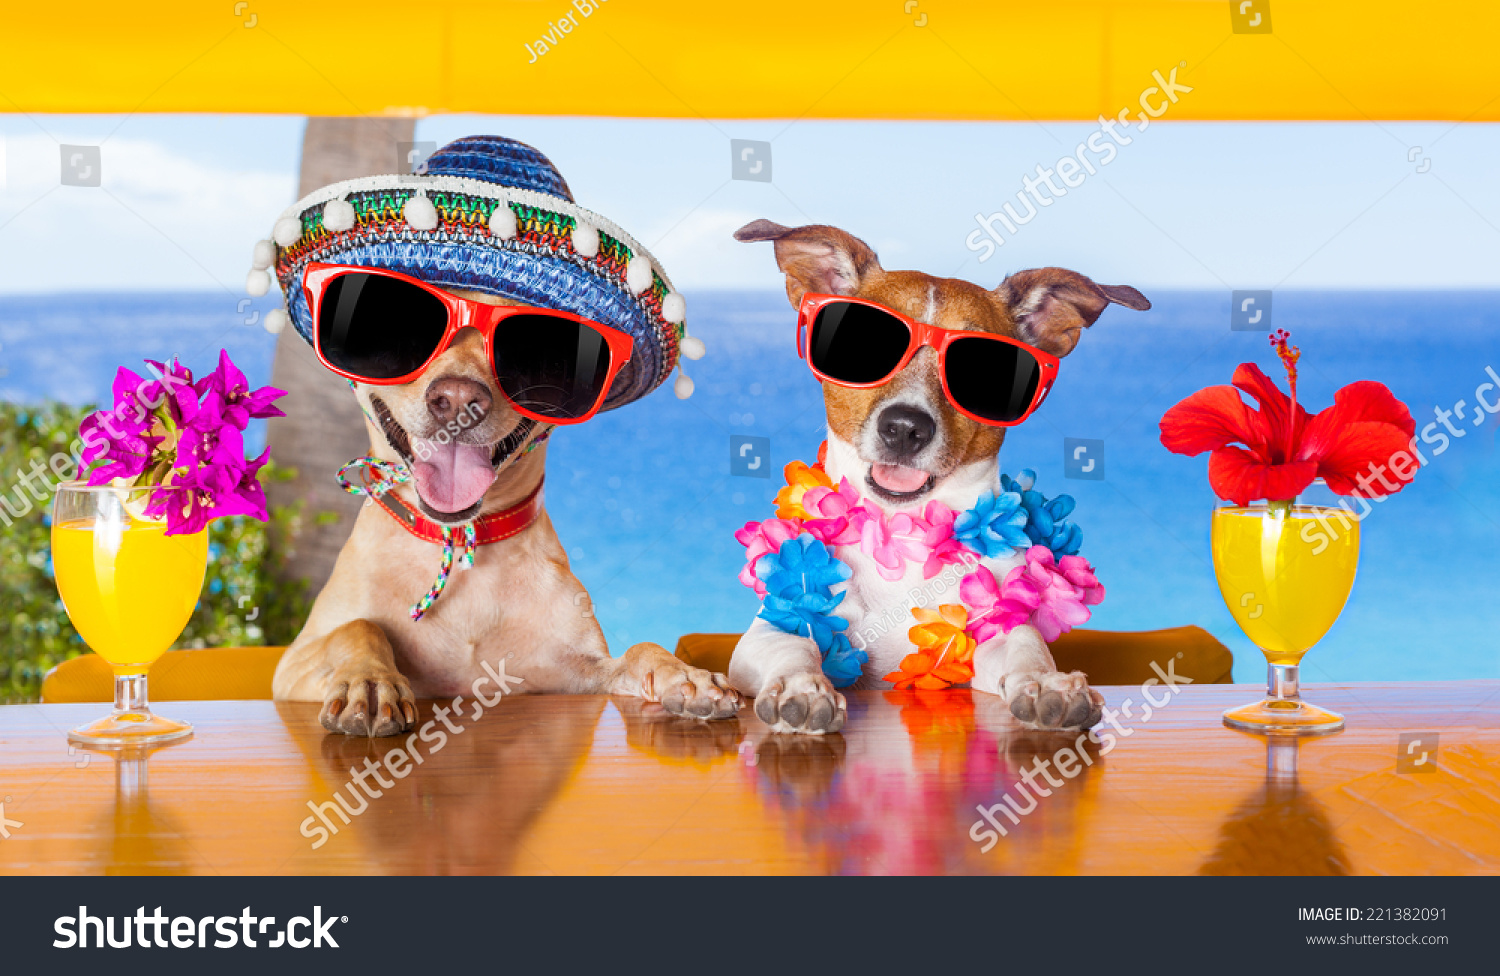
[{"left": 0, "top": 682, "right": 1495, "bottom": 875}]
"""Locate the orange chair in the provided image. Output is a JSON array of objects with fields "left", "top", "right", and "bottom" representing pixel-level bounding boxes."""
[
  {"left": 675, "top": 626, "right": 1234, "bottom": 686},
  {"left": 40, "top": 646, "right": 288, "bottom": 703},
  {"left": 41, "top": 630, "right": 1232, "bottom": 702}
]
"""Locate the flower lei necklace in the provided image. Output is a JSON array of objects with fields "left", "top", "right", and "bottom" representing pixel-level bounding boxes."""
[{"left": 735, "top": 443, "right": 1105, "bottom": 690}]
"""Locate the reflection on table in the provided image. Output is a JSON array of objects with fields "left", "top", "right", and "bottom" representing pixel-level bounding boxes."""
[{"left": 0, "top": 683, "right": 1495, "bottom": 875}]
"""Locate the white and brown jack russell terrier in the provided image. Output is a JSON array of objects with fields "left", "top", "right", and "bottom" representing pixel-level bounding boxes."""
[{"left": 726, "top": 219, "right": 1150, "bottom": 735}]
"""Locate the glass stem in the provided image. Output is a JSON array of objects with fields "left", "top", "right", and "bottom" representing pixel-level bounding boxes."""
[
  {"left": 114, "top": 673, "right": 150, "bottom": 714},
  {"left": 1267, "top": 663, "right": 1300, "bottom": 702}
]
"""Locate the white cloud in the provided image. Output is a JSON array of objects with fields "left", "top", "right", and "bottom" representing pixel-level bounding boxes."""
[
  {"left": 0, "top": 133, "right": 294, "bottom": 294},
  {"left": 640, "top": 206, "right": 772, "bottom": 291}
]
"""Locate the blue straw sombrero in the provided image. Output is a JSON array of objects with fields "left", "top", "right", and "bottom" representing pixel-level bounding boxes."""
[{"left": 247, "top": 135, "right": 703, "bottom": 408}]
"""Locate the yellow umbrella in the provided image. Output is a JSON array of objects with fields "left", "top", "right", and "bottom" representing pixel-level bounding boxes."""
[{"left": 3, "top": 0, "right": 1495, "bottom": 120}]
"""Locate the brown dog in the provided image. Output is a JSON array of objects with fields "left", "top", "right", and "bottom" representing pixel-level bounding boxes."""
[
  {"left": 272, "top": 288, "right": 742, "bottom": 736},
  {"left": 726, "top": 220, "right": 1149, "bottom": 734}
]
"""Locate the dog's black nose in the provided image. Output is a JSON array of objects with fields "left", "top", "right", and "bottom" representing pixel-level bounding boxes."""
[
  {"left": 425, "top": 376, "right": 492, "bottom": 427},
  {"left": 876, "top": 404, "right": 936, "bottom": 458}
]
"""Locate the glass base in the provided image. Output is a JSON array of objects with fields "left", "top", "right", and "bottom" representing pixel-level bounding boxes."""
[
  {"left": 1222, "top": 662, "right": 1344, "bottom": 736},
  {"left": 1222, "top": 697, "right": 1344, "bottom": 735},
  {"left": 69, "top": 708, "right": 192, "bottom": 746}
]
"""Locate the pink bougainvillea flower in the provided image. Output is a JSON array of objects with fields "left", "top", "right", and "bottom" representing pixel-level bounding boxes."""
[
  {"left": 1159, "top": 331, "right": 1416, "bottom": 505},
  {"left": 78, "top": 351, "right": 283, "bottom": 535},
  {"left": 194, "top": 348, "right": 286, "bottom": 430}
]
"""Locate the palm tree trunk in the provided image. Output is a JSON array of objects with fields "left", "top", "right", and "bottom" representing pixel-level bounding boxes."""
[{"left": 265, "top": 117, "right": 415, "bottom": 597}]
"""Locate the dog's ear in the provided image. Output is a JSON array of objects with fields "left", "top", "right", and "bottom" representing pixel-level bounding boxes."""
[
  {"left": 734, "top": 219, "right": 882, "bottom": 308},
  {"left": 993, "top": 268, "right": 1150, "bottom": 358}
]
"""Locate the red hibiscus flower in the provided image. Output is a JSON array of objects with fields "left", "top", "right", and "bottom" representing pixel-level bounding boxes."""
[{"left": 1159, "top": 330, "right": 1417, "bottom": 505}]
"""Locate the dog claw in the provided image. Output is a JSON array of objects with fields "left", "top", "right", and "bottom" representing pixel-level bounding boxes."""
[{"left": 320, "top": 671, "right": 417, "bottom": 737}]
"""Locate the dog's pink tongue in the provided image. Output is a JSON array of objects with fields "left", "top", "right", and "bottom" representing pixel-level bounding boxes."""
[
  {"left": 410, "top": 439, "right": 495, "bottom": 513},
  {"left": 870, "top": 463, "right": 930, "bottom": 494}
]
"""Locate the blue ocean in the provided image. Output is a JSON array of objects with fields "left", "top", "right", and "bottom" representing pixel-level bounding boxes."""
[{"left": 3, "top": 290, "right": 1497, "bottom": 684}]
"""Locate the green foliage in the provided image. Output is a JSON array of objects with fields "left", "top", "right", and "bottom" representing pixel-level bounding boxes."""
[{"left": 0, "top": 401, "right": 313, "bottom": 703}]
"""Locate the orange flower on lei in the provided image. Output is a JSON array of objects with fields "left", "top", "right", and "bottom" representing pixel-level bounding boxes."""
[
  {"left": 774, "top": 459, "right": 833, "bottom": 520},
  {"left": 884, "top": 605, "right": 977, "bottom": 690}
]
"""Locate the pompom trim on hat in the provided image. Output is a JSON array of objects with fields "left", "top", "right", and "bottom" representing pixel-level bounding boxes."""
[
  {"left": 272, "top": 216, "right": 302, "bottom": 247},
  {"left": 251, "top": 239, "right": 276, "bottom": 271},
  {"left": 268, "top": 172, "right": 677, "bottom": 301},
  {"left": 571, "top": 221, "right": 600, "bottom": 258},
  {"left": 322, "top": 196, "right": 356, "bottom": 233},
  {"left": 625, "top": 255, "right": 653, "bottom": 296},
  {"left": 489, "top": 203, "right": 519, "bottom": 239},
  {"left": 403, "top": 190, "right": 439, "bottom": 231}
]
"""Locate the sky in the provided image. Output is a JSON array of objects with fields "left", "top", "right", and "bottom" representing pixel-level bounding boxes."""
[{"left": 1, "top": 114, "right": 1498, "bottom": 296}]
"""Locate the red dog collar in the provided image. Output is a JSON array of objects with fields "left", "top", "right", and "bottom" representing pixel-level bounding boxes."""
[{"left": 359, "top": 467, "right": 545, "bottom": 546}]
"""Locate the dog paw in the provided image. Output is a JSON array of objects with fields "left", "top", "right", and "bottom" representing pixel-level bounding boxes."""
[
  {"left": 753, "top": 672, "right": 847, "bottom": 735},
  {"left": 646, "top": 662, "right": 743, "bottom": 720},
  {"left": 320, "top": 666, "right": 417, "bottom": 738},
  {"left": 1003, "top": 670, "right": 1103, "bottom": 730}
]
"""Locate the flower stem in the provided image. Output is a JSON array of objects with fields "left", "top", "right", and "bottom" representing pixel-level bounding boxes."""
[{"left": 1266, "top": 498, "right": 1293, "bottom": 520}]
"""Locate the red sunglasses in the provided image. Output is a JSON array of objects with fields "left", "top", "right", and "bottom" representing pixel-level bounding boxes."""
[
  {"left": 795, "top": 293, "right": 1059, "bottom": 428},
  {"left": 302, "top": 262, "right": 634, "bottom": 425}
]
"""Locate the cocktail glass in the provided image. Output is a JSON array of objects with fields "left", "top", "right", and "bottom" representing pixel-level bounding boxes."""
[{"left": 52, "top": 482, "right": 207, "bottom": 744}]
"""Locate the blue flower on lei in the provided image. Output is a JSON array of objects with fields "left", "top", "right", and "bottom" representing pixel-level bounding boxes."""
[
  {"left": 820, "top": 632, "right": 868, "bottom": 688},
  {"left": 1001, "top": 469, "right": 1083, "bottom": 557},
  {"left": 754, "top": 534, "right": 866, "bottom": 688},
  {"left": 953, "top": 490, "right": 1030, "bottom": 557}
]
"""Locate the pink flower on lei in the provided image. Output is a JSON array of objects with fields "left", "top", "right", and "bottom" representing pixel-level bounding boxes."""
[
  {"left": 915, "top": 500, "right": 970, "bottom": 579},
  {"left": 1012, "top": 547, "right": 1105, "bottom": 642},
  {"left": 958, "top": 548, "right": 1106, "bottom": 644},
  {"left": 859, "top": 509, "right": 936, "bottom": 581},
  {"left": 800, "top": 477, "right": 866, "bottom": 546},
  {"left": 734, "top": 517, "right": 803, "bottom": 597},
  {"left": 959, "top": 564, "right": 1040, "bottom": 644}
]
